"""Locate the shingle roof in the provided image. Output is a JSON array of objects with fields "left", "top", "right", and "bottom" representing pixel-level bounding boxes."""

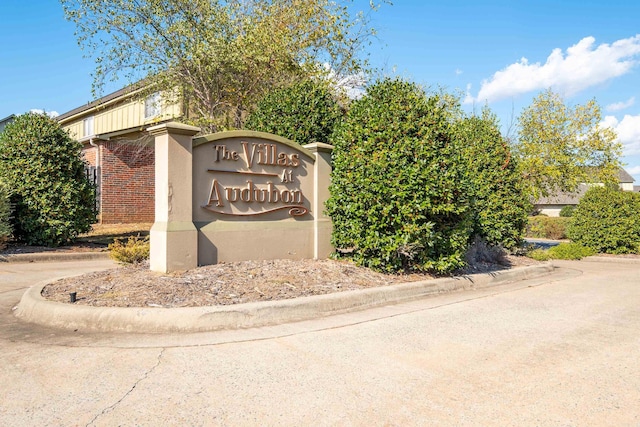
[
  {"left": 56, "top": 83, "right": 143, "bottom": 122},
  {"left": 535, "top": 167, "right": 635, "bottom": 205},
  {"left": 535, "top": 184, "right": 589, "bottom": 205},
  {"left": 618, "top": 168, "right": 635, "bottom": 183}
]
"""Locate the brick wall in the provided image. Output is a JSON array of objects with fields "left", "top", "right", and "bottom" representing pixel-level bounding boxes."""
[
  {"left": 83, "top": 146, "right": 97, "bottom": 167},
  {"left": 98, "top": 139, "right": 155, "bottom": 223}
]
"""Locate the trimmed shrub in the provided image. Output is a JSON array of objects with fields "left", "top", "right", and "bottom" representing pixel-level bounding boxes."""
[
  {"left": 245, "top": 80, "right": 343, "bottom": 145},
  {"left": 326, "top": 78, "right": 472, "bottom": 274},
  {"left": 109, "top": 235, "right": 150, "bottom": 264},
  {"left": 559, "top": 205, "right": 575, "bottom": 217},
  {"left": 527, "top": 242, "right": 595, "bottom": 261},
  {"left": 567, "top": 186, "right": 640, "bottom": 254},
  {"left": 548, "top": 242, "right": 596, "bottom": 259},
  {"left": 528, "top": 248, "right": 552, "bottom": 261},
  {"left": 457, "top": 110, "right": 530, "bottom": 249},
  {"left": 526, "top": 216, "right": 571, "bottom": 240},
  {"left": 0, "top": 112, "right": 96, "bottom": 246},
  {"left": 0, "top": 180, "right": 12, "bottom": 249}
]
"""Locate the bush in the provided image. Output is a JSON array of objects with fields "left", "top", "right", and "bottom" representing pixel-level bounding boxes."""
[
  {"left": 548, "top": 242, "right": 595, "bottom": 259},
  {"left": 109, "top": 235, "right": 150, "bottom": 264},
  {"left": 0, "top": 180, "right": 12, "bottom": 249},
  {"left": 326, "top": 78, "right": 472, "bottom": 274},
  {"left": 0, "top": 112, "right": 96, "bottom": 246},
  {"left": 526, "top": 216, "right": 571, "bottom": 240},
  {"left": 559, "top": 205, "right": 575, "bottom": 217},
  {"left": 245, "top": 80, "right": 343, "bottom": 145},
  {"left": 527, "top": 242, "right": 595, "bottom": 261},
  {"left": 567, "top": 186, "right": 640, "bottom": 254},
  {"left": 457, "top": 109, "right": 530, "bottom": 249},
  {"left": 528, "top": 248, "right": 552, "bottom": 261}
]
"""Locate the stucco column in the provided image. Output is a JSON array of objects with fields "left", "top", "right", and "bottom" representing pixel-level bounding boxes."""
[
  {"left": 303, "top": 142, "right": 334, "bottom": 259},
  {"left": 148, "top": 122, "right": 201, "bottom": 273}
]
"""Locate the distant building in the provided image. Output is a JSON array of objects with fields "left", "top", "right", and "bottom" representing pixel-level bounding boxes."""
[
  {"left": 0, "top": 114, "right": 15, "bottom": 134},
  {"left": 534, "top": 168, "right": 636, "bottom": 216},
  {"left": 57, "top": 86, "right": 184, "bottom": 223}
]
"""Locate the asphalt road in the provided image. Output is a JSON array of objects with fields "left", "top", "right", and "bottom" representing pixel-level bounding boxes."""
[{"left": 0, "top": 258, "right": 639, "bottom": 426}]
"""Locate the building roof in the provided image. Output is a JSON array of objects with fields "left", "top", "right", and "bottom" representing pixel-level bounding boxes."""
[
  {"left": 56, "top": 83, "right": 144, "bottom": 123},
  {"left": 535, "top": 184, "right": 589, "bottom": 205},
  {"left": 617, "top": 167, "right": 635, "bottom": 183},
  {"left": 0, "top": 114, "right": 15, "bottom": 124},
  {"left": 535, "top": 167, "right": 636, "bottom": 206}
]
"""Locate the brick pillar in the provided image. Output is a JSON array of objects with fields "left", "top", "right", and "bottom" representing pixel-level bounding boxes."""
[{"left": 148, "top": 122, "right": 201, "bottom": 273}]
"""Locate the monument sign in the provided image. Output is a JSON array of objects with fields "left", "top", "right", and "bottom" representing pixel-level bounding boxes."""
[{"left": 148, "top": 124, "right": 332, "bottom": 273}]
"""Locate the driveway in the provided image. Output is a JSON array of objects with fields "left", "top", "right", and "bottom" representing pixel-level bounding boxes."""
[{"left": 0, "top": 259, "right": 638, "bottom": 426}]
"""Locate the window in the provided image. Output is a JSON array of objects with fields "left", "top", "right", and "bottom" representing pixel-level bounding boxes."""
[
  {"left": 83, "top": 115, "right": 94, "bottom": 137},
  {"left": 145, "top": 92, "right": 162, "bottom": 119}
]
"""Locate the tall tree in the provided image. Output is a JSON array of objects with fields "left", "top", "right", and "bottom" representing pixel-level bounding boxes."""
[
  {"left": 61, "top": 0, "right": 383, "bottom": 131},
  {"left": 516, "top": 89, "right": 622, "bottom": 199}
]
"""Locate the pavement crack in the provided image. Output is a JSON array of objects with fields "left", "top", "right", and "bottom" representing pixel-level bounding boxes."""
[{"left": 85, "top": 347, "right": 165, "bottom": 426}]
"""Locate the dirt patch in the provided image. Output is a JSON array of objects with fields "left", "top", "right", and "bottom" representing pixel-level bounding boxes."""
[{"left": 42, "top": 255, "right": 540, "bottom": 308}]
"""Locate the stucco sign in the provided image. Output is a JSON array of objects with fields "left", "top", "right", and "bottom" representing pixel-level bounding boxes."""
[
  {"left": 193, "top": 131, "right": 316, "bottom": 219},
  {"left": 148, "top": 124, "right": 332, "bottom": 272}
]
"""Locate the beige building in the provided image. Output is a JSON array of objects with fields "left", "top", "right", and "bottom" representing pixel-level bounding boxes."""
[
  {"left": 534, "top": 168, "right": 636, "bottom": 216},
  {"left": 57, "top": 86, "right": 183, "bottom": 223}
]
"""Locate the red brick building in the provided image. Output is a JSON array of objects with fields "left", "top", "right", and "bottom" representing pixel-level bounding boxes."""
[{"left": 57, "top": 87, "right": 183, "bottom": 223}]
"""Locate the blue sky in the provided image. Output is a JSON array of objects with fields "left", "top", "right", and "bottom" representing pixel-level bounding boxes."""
[{"left": 1, "top": 1, "right": 640, "bottom": 182}]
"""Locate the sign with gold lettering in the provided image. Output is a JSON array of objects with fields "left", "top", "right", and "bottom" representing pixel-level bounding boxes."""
[{"left": 192, "top": 131, "right": 316, "bottom": 219}]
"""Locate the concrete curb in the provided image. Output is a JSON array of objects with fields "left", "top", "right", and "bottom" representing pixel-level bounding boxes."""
[
  {"left": 15, "top": 264, "right": 555, "bottom": 333},
  {"left": 1, "top": 252, "right": 111, "bottom": 263}
]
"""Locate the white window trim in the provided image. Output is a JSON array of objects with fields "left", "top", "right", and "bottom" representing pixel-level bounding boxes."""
[
  {"left": 145, "top": 92, "right": 162, "bottom": 119},
  {"left": 83, "top": 115, "right": 94, "bottom": 137}
]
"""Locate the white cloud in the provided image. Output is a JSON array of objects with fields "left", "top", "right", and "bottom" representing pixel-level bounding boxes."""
[
  {"left": 626, "top": 165, "right": 640, "bottom": 175},
  {"left": 30, "top": 109, "right": 59, "bottom": 118},
  {"left": 455, "top": 68, "right": 463, "bottom": 76},
  {"left": 606, "top": 97, "right": 635, "bottom": 112},
  {"left": 467, "top": 35, "right": 640, "bottom": 104},
  {"left": 321, "top": 63, "right": 366, "bottom": 99},
  {"left": 603, "top": 114, "right": 640, "bottom": 156}
]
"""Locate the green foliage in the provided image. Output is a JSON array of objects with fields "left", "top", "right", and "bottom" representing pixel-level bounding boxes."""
[
  {"left": 0, "top": 113, "right": 96, "bottom": 246},
  {"left": 548, "top": 242, "right": 596, "bottom": 259},
  {"left": 527, "top": 248, "right": 552, "bottom": 261},
  {"left": 0, "top": 180, "right": 12, "bottom": 249},
  {"left": 559, "top": 205, "right": 575, "bottom": 217},
  {"left": 109, "top": 235, "right": 150, "bottom": 264},
  {"left": 516, "top": 89, "right": 622, "bottom": 200},
  {"left": 526, "top": 216, "right": 571, "bottom": 240},
  {"left": 245, "top": 80, "right": 343, "bottom": 145},
  {"left": 567, "top": 186, "right": 640, "bottom": 254},
  {"left": 457, "top": 108, "right": 530, "bottom": 249},
  {"left": 326, "top": 78, "right": 472, "bottom": 274},
  {"left": 527, "top": 242, "right": 595, "bottom": 261},
  {"left": 62, "top": 0, "right": 385, "bottom": 131}
]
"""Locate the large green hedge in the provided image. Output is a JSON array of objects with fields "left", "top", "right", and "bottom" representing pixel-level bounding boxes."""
[
  {"left": 245, "top": 80, "right": 343, "bottom": 145},
  {"left": 0, "top": 112, "right": 96, "bottom": 246},
  {"left": 567, "top": 186, "right": 640, "bottom": 254},
  {"left": 326, "top": 78, "right": 473, "bottom": 273},
  {"left": 457, "top": 111, "right": 530, "bottom": 249},
  {"left": 0, "top": 180, "right": 12, "bottom": 249}
]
